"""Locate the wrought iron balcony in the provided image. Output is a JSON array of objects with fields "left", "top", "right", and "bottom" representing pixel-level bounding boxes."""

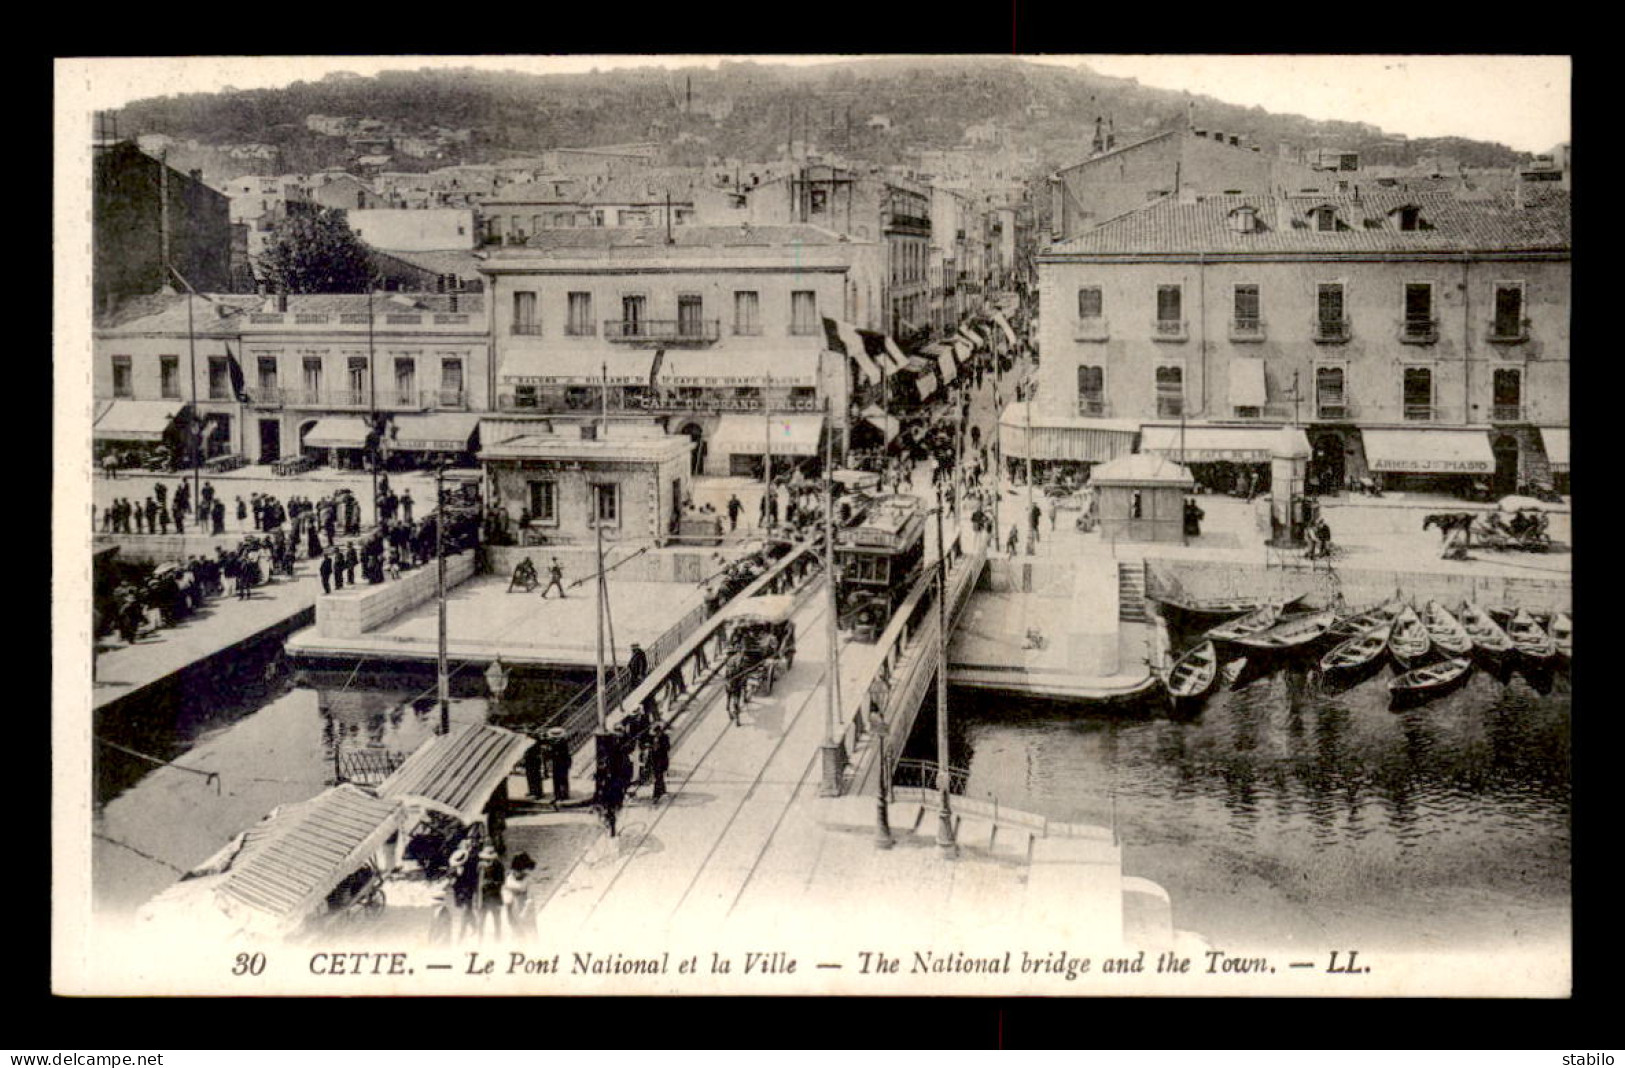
[
  {"left": 510, "top": 322, "right": 544, "bottom": 336},
  {"left": 1400, "top": 318, "right": 1440, "bottom": 344},
  {"left": 1490, "top": 405, "right": 1526, "bottom": 422},
  {"left": 1314, "top": 318, "right": 1352, "bottom": 343},
  {"left": 1073, "top": 317, "right": 1110, "bottom": 341},
  {"left": 603, "top": 319, "right": 721, "bottom": 344},
  {"left": 1076, "top": 398, "right": 1109, "bottom": 417},
  {"left": 1229, "top": 317, "right": 1266, "bottom": 342},
  {"left": 1152, "top": 318, "right": 1189, "bottom": 342},
  {"left": 1403, "top": 404, "right": 1438, "bottom": 422},
  {"left": 262, "top": 389, "right": 375, "bottom": 409},
  {"left": 1315, "top": 403, "right": 1353, "bottom": 421}
]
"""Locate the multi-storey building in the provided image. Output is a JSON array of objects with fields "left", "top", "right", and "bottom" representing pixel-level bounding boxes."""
[
  {"left": 1027, "top": 186, "right": 1570, "bottom": 495},
  {"left": 94, "top": 142, "right": 234, "bottom": 312},
  {"left": 93, "top": 292, "right": 492, "bottom": 470},
  {"left": 476, "top": 225, "right": 881, "bottom": 482}
]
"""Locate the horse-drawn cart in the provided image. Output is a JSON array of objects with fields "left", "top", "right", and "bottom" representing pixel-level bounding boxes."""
[{"left": 721, "top": 595, "right": 798, "bottom": 722}]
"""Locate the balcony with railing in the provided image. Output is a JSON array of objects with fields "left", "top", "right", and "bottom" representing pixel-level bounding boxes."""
[
  {"left": 497, "top": 389, "right": 821, "bottom": 415},
  {"left": 1400, "top": 318, "right": 1440, "bottom": 344},
  {"left": 1490, "top": 404, "right": 1527, "bottom": 423},
  {"left": 1314, "top": 402, "right": 1354, "bottom": 421},
  {"left": 510, "top": 322, "right": 544, "bottom": 336},
  {"left": 1487, "top": 319, "right": 1532, "bottom": 344},
  {"left": 1151, "top": 318, "right": 1189, "bottom": 342},
  {"left": 1073, "top": 317, "right": 1110, "bottom": 342},
  {"left": 1314, "top": 318, "right": 1352, "bottom": 343},
  {"left": 1155, "top": 394, "right": 1185, "bottom": 418},
  {"left": 603, "top": 319, "right": 721, "bottom": 344},
  {"left": 1403, "top": 403, "right": 1439, "bottom": 422},
  {"left": 1076, "top": 397, "right": 1109, "bottom": 417},
  {"left": 1229, "top": 317, "right": 1267, "bottom": 342}
]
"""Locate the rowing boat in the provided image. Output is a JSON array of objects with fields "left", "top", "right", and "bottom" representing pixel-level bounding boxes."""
[
  {"left": 1220, "top": 657, "right": 1248, "bottom": 687},
  {"left": 1205, "top": 604, "right": 1280, "bottom": 643},
  {"left": 1328, "top": 600, "right": 1402, "bottom": 638},
  {"left": 1234, "top": 609, "right": 1337, "bottom": 650},
  {"left": 1387, "top": 605, "right": 1432, "bottom": 666},
  {"left": 1165, "top": 640, "right": 1219, "bottom": 699},
  {"left": 1320, "top": 622, "right": 1393, "bottom": 672},
  {"left": 1550, "top": 612, "right": 1572, "bottom": 661},
  {"left": 1423, "top": 601, "right": 1474, "bottom": 656},
  {"left": 1158, "top": 590, "right": 1308, "bottom": 618},
  {"left": 1389, "top": 657, "right": 1473, "bottom": 706},
  {"left": 1457, "top": 602, "right": 1515, "bottom": 656},
  {"left": 1507, "top": 608, "right": 1556, "bottom": 661}
]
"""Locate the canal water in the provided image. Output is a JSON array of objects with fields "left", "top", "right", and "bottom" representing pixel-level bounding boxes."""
[
  {"left": 92, "top": 641, "right": 590, "bottom": 916},
  {"left": 908, "top": 658, "right": 1570, "bottom": 953}
]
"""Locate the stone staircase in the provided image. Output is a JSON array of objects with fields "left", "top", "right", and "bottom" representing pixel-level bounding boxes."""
[{"left": 1117, "top": 561, "right": 1150, "bottom": 623}]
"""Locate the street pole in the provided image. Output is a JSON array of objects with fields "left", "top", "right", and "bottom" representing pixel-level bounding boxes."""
[
  {"left": 436, "top": 462, "right": 449, "bottom": 735},
  {"left": 183, "top": 279, "right": 201, "bottom": 512},
  {"left": 596, "top": 362, "right": 610, "bottom": 734},
  {"left": 1024, "top": 385, "right": 1035, "bottom": 556},
  {"left": 764, "top": 370, "right": 774, "bottom": 525},
  {"left": 368, "top": 290, "right": 378, "bottom": 524},
  {"left": 819, "top": 400, "right": 846, "bottom": 796},
  {"left": 933, "top": 484, "right": 957, "bottom": 857}
]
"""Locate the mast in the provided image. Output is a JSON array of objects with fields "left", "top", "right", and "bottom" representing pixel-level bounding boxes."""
[{"left": 436, "top": 461, "right": 449, "bottom": 735}]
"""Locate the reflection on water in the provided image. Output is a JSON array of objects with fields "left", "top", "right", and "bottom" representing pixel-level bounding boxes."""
[
  {"left": 915, "top": 660, "right": 1570, "bottom": 950},
  {"left": 92, "top": 651, "right": 594, "bottom": 914}
]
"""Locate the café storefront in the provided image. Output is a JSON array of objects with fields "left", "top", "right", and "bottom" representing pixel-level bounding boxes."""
[{"left": 1360, "top": 428, "right": 1496, "bottom": 495}]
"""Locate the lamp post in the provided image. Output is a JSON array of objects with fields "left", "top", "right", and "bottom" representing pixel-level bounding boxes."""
[
  {"left": 485, "top": 656, "right": 510, "bottom": 705},
  {"left": 819, "top": 400, "right": 846, "bottom": 796},
  {"left": 435, "top": 460, "right": 450, "bottom": 736},
  {"left": 933, "top": 483, "right": 957, "bottom": 857}
]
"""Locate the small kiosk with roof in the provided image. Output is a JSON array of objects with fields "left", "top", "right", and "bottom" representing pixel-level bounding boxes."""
[{"left": 1091, "top": 453, "right": 1196, "bottom": 545}]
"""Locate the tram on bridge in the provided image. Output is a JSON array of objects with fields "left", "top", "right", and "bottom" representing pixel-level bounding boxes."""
[{"left": 834, "top": 494, "right": 927, "bottom": 642}]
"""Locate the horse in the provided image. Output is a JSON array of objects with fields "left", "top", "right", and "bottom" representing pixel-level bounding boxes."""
[{"left": 1423, "top": 513, "right": 1476, "bottom": 541}]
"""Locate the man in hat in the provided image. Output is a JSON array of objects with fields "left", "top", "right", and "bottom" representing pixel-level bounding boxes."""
[
  {"left": 540, "top": 557, "right": 566, "bottom": 600},
  {"left": 545, "top": 727, "right": 572, "bottom": 803},
  {"left": 475, "top": 842, "right": 505, "bottom": 941},
  {"left": 319, "top": 549, "right": 333, "bottom": 594},
  {"left": 626, "top": 643, "right": 649, "bottom": 689},
  {"left": 646, "top": 721, "right": 671, "bottom": 804},
  {"left": 523, "top": 731, "right": 546, "bottom": 800}
]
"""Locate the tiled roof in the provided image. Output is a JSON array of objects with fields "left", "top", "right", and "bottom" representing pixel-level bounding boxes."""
[
  {"left": 502, "top": 224, "right": 849, "bottom": 252},
  {"left": 372, "top": 248, "right": 488, "bottom": 282},
  {"left": 1045, "top": 187, "right": 1569, "bottom": 256},
  {"left": 99, "top": 291, "right": 486, "bottom": 333},
  {"left": 262, "top": 292, "right": 487, "bottom": 317},
  {"left": 95, "top": 293, "right": 262, "bottom": 333},
  {"left": 483, "top": 176, "right": 586, "bottom": 204},
  {"left": 578, "top": 170, "right": 703, "bottom": 206}
]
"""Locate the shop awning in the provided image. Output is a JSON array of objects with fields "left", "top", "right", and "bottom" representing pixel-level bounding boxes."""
[
  {"left": 860, "top": 405, "right": 901, "bottom": 442},
  {"left": 303, "top": 417, "right": 372, "bottom": 449},
  {"left": 378, "top": 723, "right": 534, "bottom": 825},
  {"left": 1140, "top": 424, "right": 1290, "bottom": 463},
  {"left": 823, "top": 318, "right": 880, "bottom": 386},
  {"left": 658, "top": 348, "right": 819, "bottom": 388},
  {"left": 957, "top": 326, "right": 982, "bottom": 350},
  {"left": 389, "top": 412, "right": 480, "bottom": 452},
  {"left": 1363, "top": 428, "right": 1495, "bottom": 474},
  {"left": 92, "top": 400, "right": 184, "bottom": 442},
  {"left": 1540, "top": 428, "right": 1569, "bottom": 472},
  {"left": 216, "top": 785, "right": 404, "bottom": 929},
  {"left": 881, "top": 335, "right": 909, "bottom": 374},
  {"left": 1228, "top": 359, "right": 1267, "bottom": 409},
  {"left": 952, "top": 340, "right": 975, "bottom": 364},
  {"left": 914, "top": 373, "right": 938, "bottom": 400},
  {"left": 924, "top": 344, "right": 957, "bottom": 384},
  {"left": 992, "top": 311, "right": 1019, "bottom": 348},
  {"left": 999, "top": 406, "right": 1140, "bottom": 463},
  {"left": 711, "top": 413, "right": 823, "bottom": 457},
  {"left": 501, "top": 350, "right": 650, "bottom": 386}
]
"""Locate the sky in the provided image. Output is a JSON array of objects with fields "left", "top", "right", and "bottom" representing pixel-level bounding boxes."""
[{"left": 63, "top": 54, "right": 1571, "bottom": 153}]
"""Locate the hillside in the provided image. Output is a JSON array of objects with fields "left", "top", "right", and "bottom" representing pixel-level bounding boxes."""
[{"left": 111, "top": 58, "right": 1531, "bottom": 183}]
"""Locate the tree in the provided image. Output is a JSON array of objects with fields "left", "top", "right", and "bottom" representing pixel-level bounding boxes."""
[{"left": 257, "top": 205, "right": 377, "bottom": 293}]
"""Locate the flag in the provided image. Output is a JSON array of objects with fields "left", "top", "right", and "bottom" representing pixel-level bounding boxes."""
[
  {"left": 649, "top": 348, "right": 665, "bottom": 388},
  {"left": 226, "top": 345, "right": 248, "bottom": 402}
]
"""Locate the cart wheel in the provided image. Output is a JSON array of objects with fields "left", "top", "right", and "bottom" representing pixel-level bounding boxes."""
[
  {"left": 363, "top": 887, "right": 386, "bottom": 915},
  {"left": 784, "top": 651, "right": 795, "bottom": 672}
]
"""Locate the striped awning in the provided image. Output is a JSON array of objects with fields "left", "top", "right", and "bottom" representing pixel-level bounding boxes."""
[
  {"left": 999, "top": 406, "right": 1140, "bottom": 463},
  {"left": 378, "top": 723, "right": 534, "bottom": 824},
  {"left": 914, "top": 372, "right": 938, "bottom": 399},
  {"left": 216, "top": 785, "right": 403, "bottom": 929},
  {"left": 924, "top": 344, "right": 957, "bottom": 384},
  {"left": 1363, "top": 428, "right": 1495, "bottom": 474},
  {"left": 711, "top": 413, "right": 823, "bottom": 457}
]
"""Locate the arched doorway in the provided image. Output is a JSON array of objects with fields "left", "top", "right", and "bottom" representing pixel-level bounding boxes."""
[
  {"left": 1309, "top": 430, "right": 1346, "bottom": 495},
  {"left": 679, "top": 422, "right": 705, "bottom": 475},
  {"left": 1491, "top": 434, "right": 1520, "bottom": 496}
]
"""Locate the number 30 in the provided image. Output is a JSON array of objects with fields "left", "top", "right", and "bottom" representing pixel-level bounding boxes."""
[{"left": 232, "top": 952, "right": 266, "bottom": 976}]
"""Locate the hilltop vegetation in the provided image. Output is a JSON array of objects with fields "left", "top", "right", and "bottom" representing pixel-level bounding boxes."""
[{"left": 113, "top": 58, "right": 1530, "bottom": 181}]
